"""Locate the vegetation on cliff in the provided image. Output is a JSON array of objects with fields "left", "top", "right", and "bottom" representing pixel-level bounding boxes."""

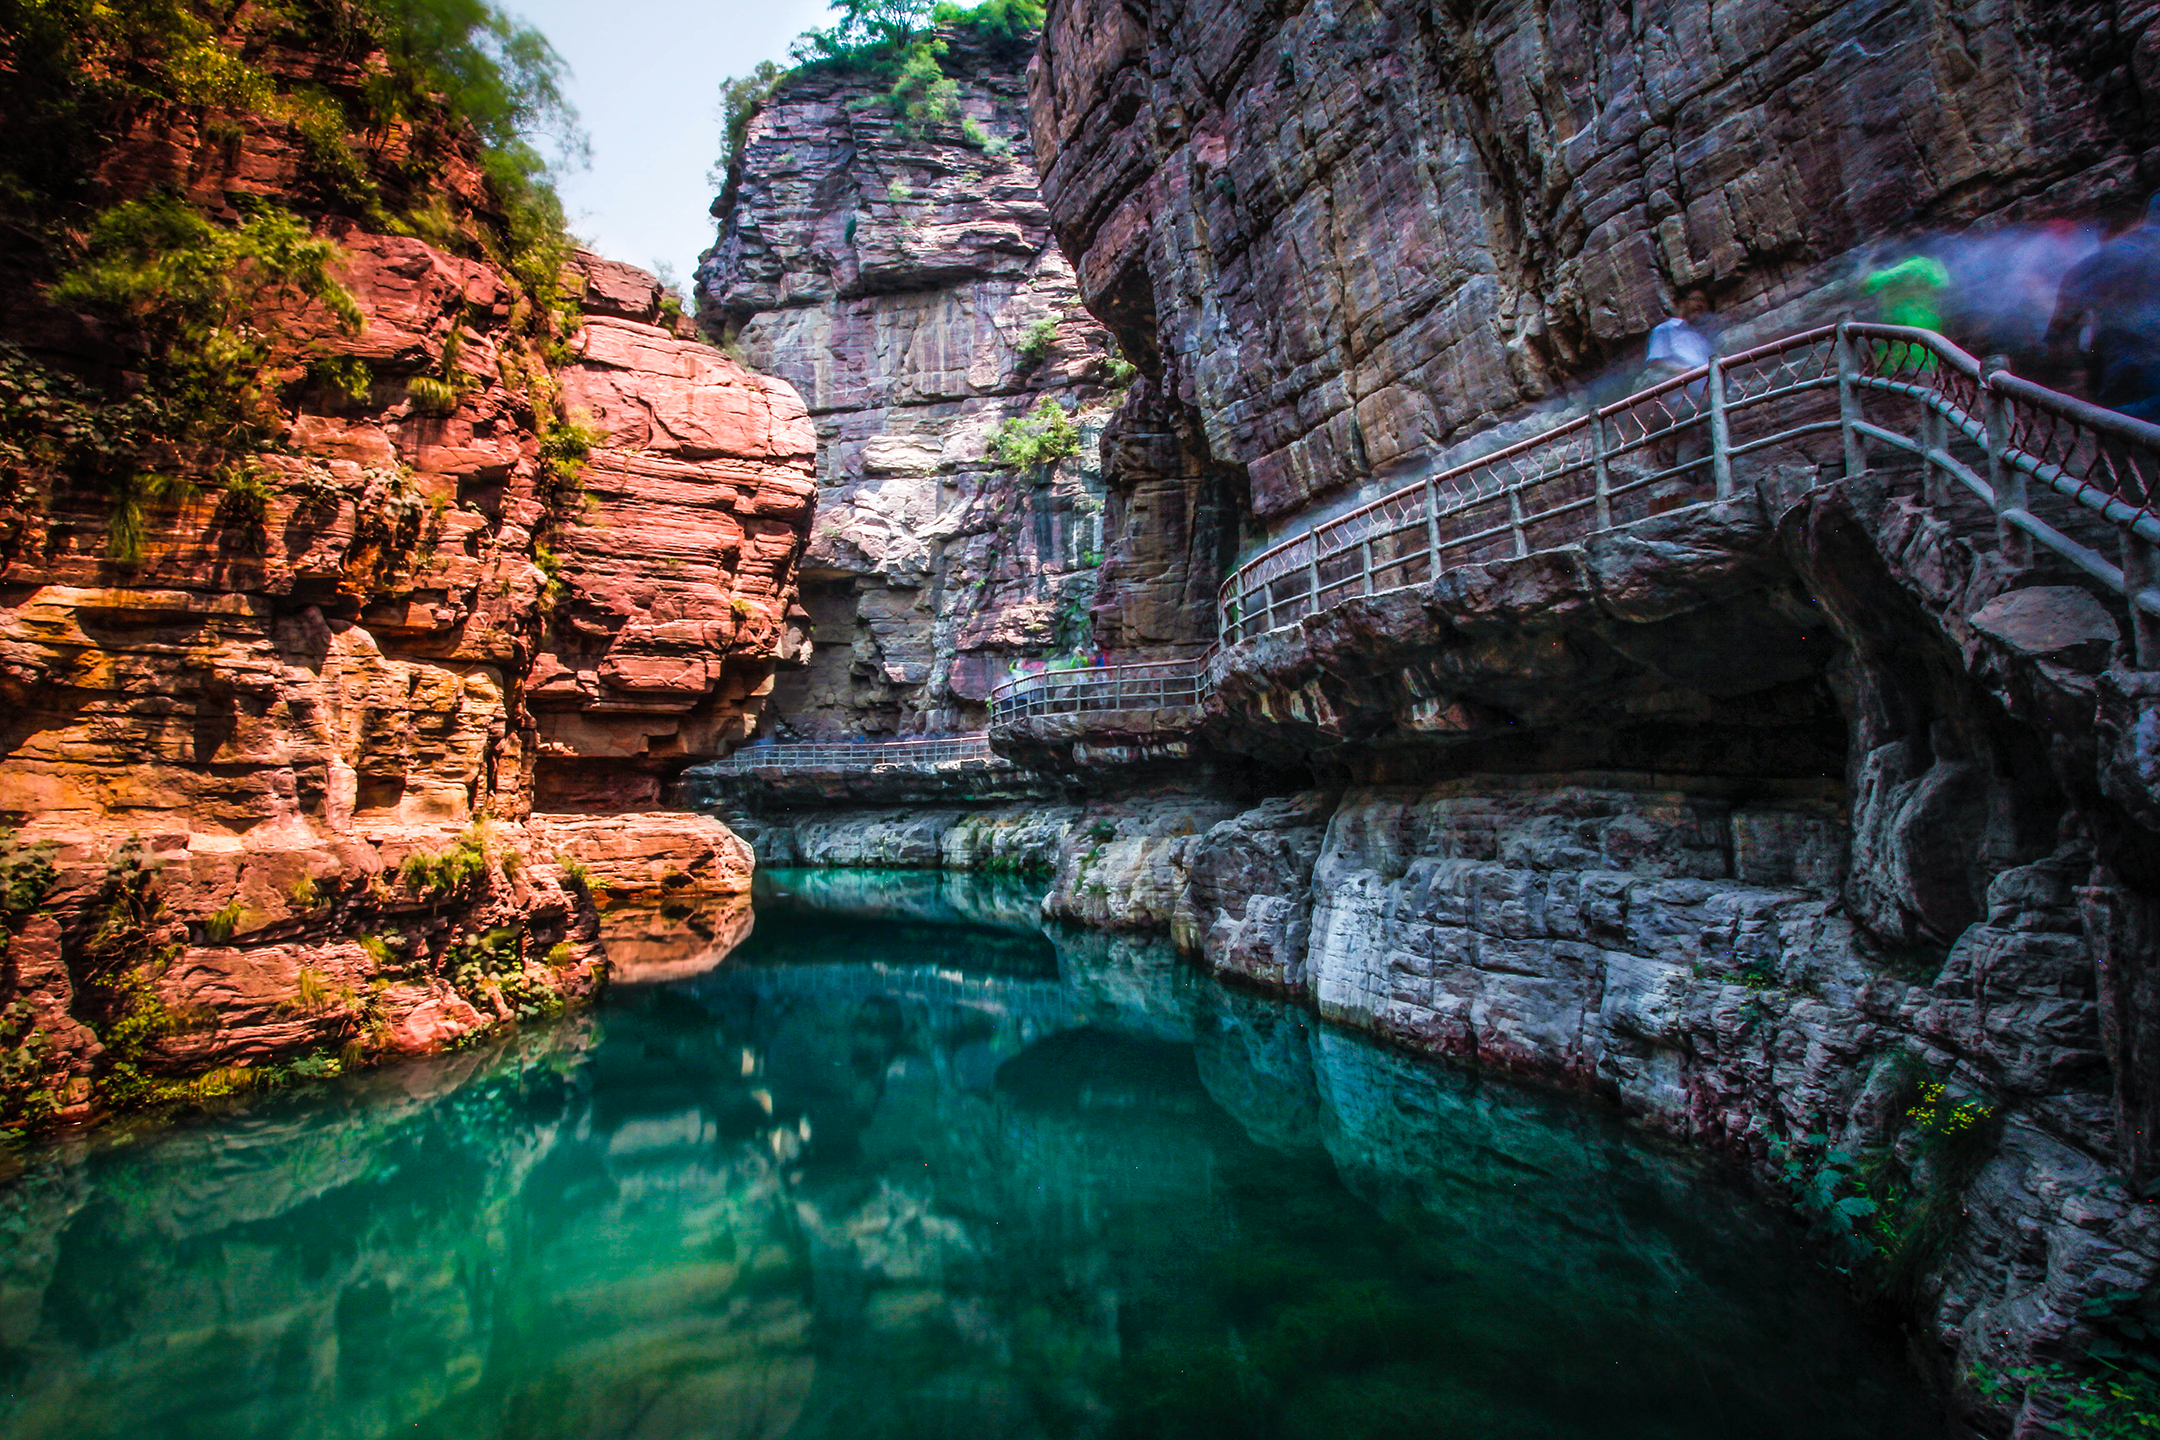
[
  {"left": 713, "top": 0, "right": 1042, "bottom": 190},
  {"left": 0, "top": 0, "right": 585, "bottom": 564}
]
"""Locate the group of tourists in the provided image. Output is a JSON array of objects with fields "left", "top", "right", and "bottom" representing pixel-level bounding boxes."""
[{"left": 1635, "top": 196, "right": 2160, "bottom": 424}]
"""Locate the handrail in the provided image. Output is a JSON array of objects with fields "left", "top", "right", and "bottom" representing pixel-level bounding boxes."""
[
  {"left": 708, "top": 732, "right": 1006, "bottom": 773},
  {"left": 986, "top": 320, "right": 2160, "bottom": 731}
]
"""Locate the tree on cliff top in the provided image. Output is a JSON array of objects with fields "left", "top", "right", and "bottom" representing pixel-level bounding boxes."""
[
  {"left": 789, "top": 0, "right": 1041, "bottom": 63},
  {"left": 712, "top": 0, "right": 1042, "bottom": 188}
]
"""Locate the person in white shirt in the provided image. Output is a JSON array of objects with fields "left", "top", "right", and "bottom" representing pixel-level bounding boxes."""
[
  {"left": 1632, "top": 295, "right": 1718, "bottom": 507},
  {"left": 1642, "top": 300, "right": 1715, "bottom": 403}
]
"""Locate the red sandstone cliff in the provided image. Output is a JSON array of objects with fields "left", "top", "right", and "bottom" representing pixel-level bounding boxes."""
[{"left": 0, "top": 5, "right": 812, "bottom": 1128}]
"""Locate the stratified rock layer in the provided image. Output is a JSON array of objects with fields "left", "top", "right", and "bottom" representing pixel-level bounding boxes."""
[
  {"left": 536, "top": 258, "right": 815, "bottom": 806},
  {"left": 1029, "top": 0, "right": 2157, "bottom": 524},
  {"left": 1004, "top": 2, "right": 2160, "bottom": 1418}
]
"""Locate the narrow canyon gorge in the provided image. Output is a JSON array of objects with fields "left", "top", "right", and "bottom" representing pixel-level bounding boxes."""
[{"left": 6, "top": 0, "right": 2160, "bottom": 1435}]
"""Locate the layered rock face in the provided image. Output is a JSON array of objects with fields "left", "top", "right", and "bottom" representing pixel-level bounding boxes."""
[
  {"left": 696, "top": 30, "right": 1138, "bottom": 739},
  {"left": 1028, "top": 0, "right": 2159, "bottom": 525},
  {"left": 0, "top": 15, "right": 807, "bottom": 1122},
  {"left": 1009, "top": 0, "right": 2160, "bottom": 1416},
  {"left": 537, "top": 253, "right": 816, "bottom": 806}
]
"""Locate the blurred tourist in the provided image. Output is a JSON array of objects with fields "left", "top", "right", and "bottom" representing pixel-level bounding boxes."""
[{"left": 2045, "top": 195, "right": 2160, "bottom": 421}]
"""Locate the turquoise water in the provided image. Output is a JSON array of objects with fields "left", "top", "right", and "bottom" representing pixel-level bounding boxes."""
[{"left": 0, "top": 868, "right": 1940, "bottom": 1439}]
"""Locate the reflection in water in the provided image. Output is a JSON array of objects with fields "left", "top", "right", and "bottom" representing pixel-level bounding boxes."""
[
  {"left": 595, "top": 891, "right": 758, "bottom": 983},
  {"left": 0, "top": 869, "right": 1941, "bottom": 1440}
]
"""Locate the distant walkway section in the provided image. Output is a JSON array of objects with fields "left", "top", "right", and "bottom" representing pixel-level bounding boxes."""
[{"left": 705, "top": 733, "right": 1007, "bottom": 773}]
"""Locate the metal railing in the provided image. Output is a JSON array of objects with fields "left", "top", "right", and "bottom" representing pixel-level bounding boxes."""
[
  {"left": 987, "top": 657, "right": 1209, "bottom": 723},
  {"left": 984, "top": 320, "right": 2160, "bottom": 733},
  {"left": 708, "top": 733, "right": 1005, "bottom": 773}
]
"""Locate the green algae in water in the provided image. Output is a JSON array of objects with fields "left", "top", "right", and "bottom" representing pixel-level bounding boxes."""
[{"left": 0, "top": 868, "right": 1940, "bottom": 1439}]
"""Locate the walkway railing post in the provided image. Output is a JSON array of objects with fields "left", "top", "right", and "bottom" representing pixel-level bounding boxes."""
[
  {"left": 1982, "top": 361, "right": 2032, "bottom": 568},
  {"left": 1935, "top": 403, "right": 1952, "bottom": 509},
  {"left": 1708, "top": 356, "right": 1734, "bottom": 500},
  {"left": 1836, "top": 321, "right": 1865, "bottom": 479},
  {"left": 2125, "top": 529, "right": 2160, "bottom": 669},
  {"left": 1186, "top": 325, "right": 2160, "bottom": 695},
  {"left": 1591, "top": 411, "right": 1612, "bottom": 530},
  {"left": 1305, "top": 535, "right": 1321, "bottom": 624},
  {"left": 1113, "top": 668, "right": 1124, "bottom": 709},
  {"left": 1425, "top": 474, "right": 1440, "bottom": 578}
]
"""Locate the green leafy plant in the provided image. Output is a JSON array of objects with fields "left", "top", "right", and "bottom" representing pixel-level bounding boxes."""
[
  {"left": 102, "top": 470, "right": 197, "bottom": 564},
  {"left": 3, "top": 0, "right": 590, "bottom": 578},
  {"left": 280, "top": 966, "right": 335, "bottom": 1014},
  {"left": 713, "top": 59, "right": 787, "bottom": 189},
  {"left": 0, "top": 832, "right": 62, "bottom": 1136},
  {"left": 0, "top": 1000, "right": 60, "bottom": 1140},
  {"left": 47, "top": 195, "right": 366, "bottom": 556},
  {"left": 1051, "top": 589, "right": 1094, "bottom": 653},
  {"left": 447, "top": 923, "right": 564, "bottom": 1017},
  {"left": 0, "top": 829, "right": 59, "bottom": 928},
  {"left": 1975, "top": 1358, "right": 2160, "bottom": 1439},
  {"left": 1769, "top": 1065, "right": 2001, "bottom": 1299},
  {"left": 306, "top": 354, "right": 375, "bottom": 404},
  {"left": 201, "top": 897, "right": 248, "bottom": 943},
  {"left": 80, "top": 838, "right": 196, "bottom": 1108},
  {"left": 215, "top": 461, "right": 274, "bottom": 536},
  {"left": 556, "top": 855, "right": 593, "bottom": 890},
  {"left": 785, "top": 0, "right": 1043, "bottom": 140},
  {"left": 1016, "top": 315, "right": 1059, "bottom": 366},
  {"left": 959, "top": 115, "right": 1008, "bottom": 154},
  {"left": 987, "top": 395, "right": 1081, "bottom": 471},
  {"left": 533, "top": 541, "right": 567, "bottom": 602},
  {"left": 288, "top": 875, "right": 321, "bottom": 909},
  {"left": 537, "top": 411, "right": 603, "bottom": 511},
  {"left": 55, "top": 193, "right": 365, "bottom": 412},
  {"left": 406, "top": 374, "right": 462, "bottom": 416},
  {"left": 398, "top": 825, "right": 493, "bottom": 898}
]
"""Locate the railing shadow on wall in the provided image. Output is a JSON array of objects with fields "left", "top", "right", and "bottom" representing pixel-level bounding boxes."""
[{"left": 982, "top": 320, "right": 2160, "bottom": 734}]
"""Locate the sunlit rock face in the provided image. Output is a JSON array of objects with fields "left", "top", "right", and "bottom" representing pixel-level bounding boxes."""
[
  {"left": 535, "top": 255, "right": 817, "bottom": 808},
  {"left": 0, "top": 13, "right": 807, "bottom": 1105},
  {"left": 1028, "top": 0, "right": 2156, "bottom": 524},
  {"left": 697, "top": 29, "right": 1138, "bottom": 738}
]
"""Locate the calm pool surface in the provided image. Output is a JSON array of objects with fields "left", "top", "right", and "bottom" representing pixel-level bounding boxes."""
[{"left": 0, "top": 867, "right": 1940, "bottom": 1439}]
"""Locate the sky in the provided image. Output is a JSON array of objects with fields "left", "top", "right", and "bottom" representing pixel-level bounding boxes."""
[{"left": 509, "top": 0, "right": 835, "bottom": 293}]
